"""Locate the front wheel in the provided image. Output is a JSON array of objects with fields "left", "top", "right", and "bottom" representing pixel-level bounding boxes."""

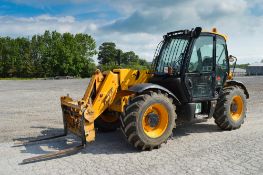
[
  {"left": 213, "top": 86, "right": 247, "bottom": 130},
  {"left": 121, "top": 91, "right": 176, "bottom": 150}
]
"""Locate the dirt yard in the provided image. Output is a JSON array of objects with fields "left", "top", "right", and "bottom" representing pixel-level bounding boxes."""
[{"left": 0, "top": 77, "right": 262, "bottom": 175}]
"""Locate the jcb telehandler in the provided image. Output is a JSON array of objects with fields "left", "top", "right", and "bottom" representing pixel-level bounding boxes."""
[{"left": 19, "top": 27, "right": 249, "bottom": 164}]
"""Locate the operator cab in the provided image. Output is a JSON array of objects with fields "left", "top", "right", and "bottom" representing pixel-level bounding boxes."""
[
  {"left": 151, "top": 27, "right": 229, "bottom": 102},
  {"left": 150, "top": 27, "right": 230, "bottom": 120}
]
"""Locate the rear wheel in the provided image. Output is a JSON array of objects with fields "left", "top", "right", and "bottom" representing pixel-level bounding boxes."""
[
  {"left": 95, "top": 111, "right": 120, "bottom": 132},
  {"left": 213, "top": 86, "right": 247, "bottom": 130},
  {"left": 121, "top": 91, "right": 176, "bottom": 150}
]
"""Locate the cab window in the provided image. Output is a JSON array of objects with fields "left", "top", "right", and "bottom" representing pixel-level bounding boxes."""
[
  {"left": 188, "top": 36, "right": 213, "bottom": 73},
  {"left": 216, "top": 37, "right": 228, "bottom": 85}
]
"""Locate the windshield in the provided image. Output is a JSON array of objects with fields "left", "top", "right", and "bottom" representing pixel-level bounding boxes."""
[{"left": 155, "top": 38, "right": 189, "bottom": 74}]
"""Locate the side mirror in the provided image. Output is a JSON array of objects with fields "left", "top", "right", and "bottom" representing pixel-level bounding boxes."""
[{"left": 228, "top": 55, "right": 237, "bottom": 63}]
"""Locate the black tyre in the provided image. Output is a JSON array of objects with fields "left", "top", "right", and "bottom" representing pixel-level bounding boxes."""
[
  {"left": 95, "top": 111, "right": 120, "bottom": 132},
  {"left": 213, "top": 86, "right": 247, "bottom": 130},
  {"left": 121, "top": 91, "right": 176, "bottom": 150}
]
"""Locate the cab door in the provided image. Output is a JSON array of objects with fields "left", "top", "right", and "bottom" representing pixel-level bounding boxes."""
[
  {"left": 185, "top": 35, "right": 216, "bottom": 101},
  {"left": 215, "top": 36, "right": 229, "bottom": 87}
]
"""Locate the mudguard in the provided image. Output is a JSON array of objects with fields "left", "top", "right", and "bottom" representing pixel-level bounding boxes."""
[
  {"left": 225, "top": 80, "right": 249, "bottom": 98},
  {"left": 128, "top": 83, "right": 181, "bottom": 105}
]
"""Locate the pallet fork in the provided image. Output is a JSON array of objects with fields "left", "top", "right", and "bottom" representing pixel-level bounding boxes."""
[{"left": 15, "top": 111, "right": 87, "bottom": 164}]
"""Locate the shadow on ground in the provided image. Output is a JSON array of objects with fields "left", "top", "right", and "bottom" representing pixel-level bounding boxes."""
[
  {"left": 13, "top": 126, "right": 136, "bottom": 156},
  {"left": 14, "top": 120, "right": 223, "bottom": 163},
  {"left": 174, "top": 121, "right": 223, "bottom": 137}
]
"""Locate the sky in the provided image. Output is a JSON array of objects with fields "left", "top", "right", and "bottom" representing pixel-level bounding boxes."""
[{"left": 0, "top": 0, "right": 263, "bottom": 64}]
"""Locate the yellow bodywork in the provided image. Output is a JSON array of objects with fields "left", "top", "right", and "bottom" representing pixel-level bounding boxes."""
[
  {"left": 227, "top": 72, "right": 234, "bottom": 80},
  {"left": 61, "top": 69, "right": 152, "bottom": 142}
]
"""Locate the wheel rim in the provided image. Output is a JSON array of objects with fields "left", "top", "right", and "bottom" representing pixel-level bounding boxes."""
[
  {"left": 142, "top": 103, "right": 169, "bottom": 138},
  {"left": 100, "top": 113, "right": 118, "bottom": 123},
  {"left": 230, "top": 95, "right": 244, "bottom": 121}
]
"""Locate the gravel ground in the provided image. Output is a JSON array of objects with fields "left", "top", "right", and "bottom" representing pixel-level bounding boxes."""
[{"left": 0, "top": 77, "right": 262, "bottom": 175}]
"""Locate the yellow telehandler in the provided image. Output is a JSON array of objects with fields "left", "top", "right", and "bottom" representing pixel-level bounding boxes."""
[{"left": 19, "top": 27, "right": 249, "bottom": 164}]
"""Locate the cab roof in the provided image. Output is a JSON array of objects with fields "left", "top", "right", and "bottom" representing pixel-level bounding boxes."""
[
  {"left": 164, "top": 27, "right": 228, "bottom": 41},
  {"left": 202, "top": 28, "right": 228, "bottom": 41}
]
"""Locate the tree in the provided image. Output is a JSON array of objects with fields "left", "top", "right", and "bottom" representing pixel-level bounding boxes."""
[
  {"left": 74, "top": 33, "right": 97, "bottom": 77},
  {"left": 31, "top": 34, "right": 45, "bottom": 77},
  {"left": 0, "top": 37, "right": 16, "bottom": 77},
  {"left": 15, "top": 37, "right": 33, "bottom": 77},
  {"left": 122, "top": 51, "right": 138, "bottom": 65},
  {"left": 0, "top": 38, "right": 3, "bottom": 76},
  {"left": 0, "top": 32, "right": 151, "bottom": 78},
  {"left": 97, "top": 42, "right": 117, "bottom": 65},
  {"left": 0, "top": 31, "right": 97, "bottom": 78},
  {"left": 97, "top": 42, "right": 150, "bottom": 71}
]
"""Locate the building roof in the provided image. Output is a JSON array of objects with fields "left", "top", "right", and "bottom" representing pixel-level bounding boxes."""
[
  {"left": 231, "top": 68, "right": 246, "bottom": 73},
  {"left": 248, "top": 63, "right": 263, "bottom": 67}
]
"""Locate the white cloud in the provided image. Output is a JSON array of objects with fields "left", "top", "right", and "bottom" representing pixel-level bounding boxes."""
[
  {"left": 0, "top": 15, "right": 99, "bottom": 36},
  {"left": 1, "top": 0, "right": 263, "bottom": 64},
  {"left": 100, "top": 0, "right": 263, "bottom": 63},
  {"left": 94, "top": 32, "right": 161, "bottom": 59},
  {"left": 8, "top": 0, "right": 91, "bottom": 7},
  {"left": 36, "top": 15, "right": 75, "bottom": 23}
]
